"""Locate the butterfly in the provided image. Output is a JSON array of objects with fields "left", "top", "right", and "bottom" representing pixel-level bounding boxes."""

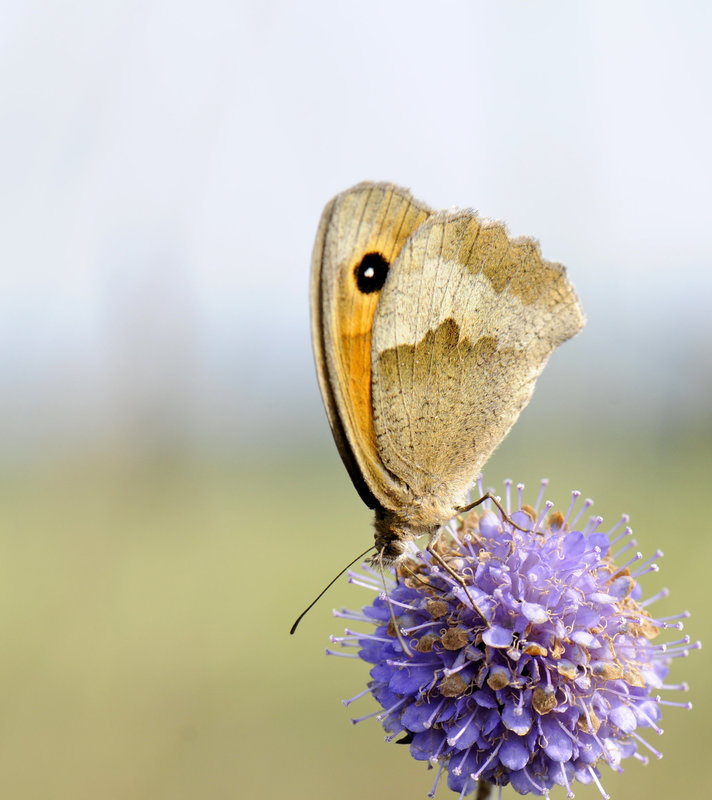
[{"left": 310, "top": 181, "right": 584, "bottom": 569}]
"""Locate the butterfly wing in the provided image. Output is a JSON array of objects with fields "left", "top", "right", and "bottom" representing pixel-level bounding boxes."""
[
  {"left": 370, "top": 210, "right": 585, "bottom": 519},
  {"left": 311, "top": 182, "right": 432, "bottom": 510}
]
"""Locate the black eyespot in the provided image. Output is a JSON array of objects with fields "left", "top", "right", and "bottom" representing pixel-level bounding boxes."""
[{"left": 354, "top": 252, "right": 389, "bottom": 294}]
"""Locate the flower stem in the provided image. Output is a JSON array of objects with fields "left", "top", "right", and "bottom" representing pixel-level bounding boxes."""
[{"left": 476, "top": 780, "right": 493, "bottom": 800}]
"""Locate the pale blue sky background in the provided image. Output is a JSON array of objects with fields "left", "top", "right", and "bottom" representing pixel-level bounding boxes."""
[{"left": 1, "top": 0, "right": 710, "bottom": 459}]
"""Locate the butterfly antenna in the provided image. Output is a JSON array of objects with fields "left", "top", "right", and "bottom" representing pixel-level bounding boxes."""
[
  {"left": 290, "top": 545, "right": 375, "bottom": 635},
  {"left": 375, "top": 551, "right": 413, "bottom": 659}
]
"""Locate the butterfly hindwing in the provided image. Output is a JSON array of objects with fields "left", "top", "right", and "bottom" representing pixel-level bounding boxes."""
[{"left": 370, "top": 210, "right": 585, "bottom": 518}]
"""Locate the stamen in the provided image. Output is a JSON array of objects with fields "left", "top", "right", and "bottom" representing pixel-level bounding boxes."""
[
  {"left": 388, "top": 597, "right": 420, "bottom": 611},
  {"left": 443, "top": 659, "right": 470, "bottom": 677},
  {"left": 609, "top": 524, "right": 633, "bottom": 548},
  {"left": 532, "top": 500, "right": 554, "bottom": 534},
  {"left": 658, "top": 640, "right": 701, "bottom": 657},
  {"left": 630, "top": 731, "right": 663, "bottom": 759},
  {"left": 590, "top": 730, "right": 615, "bottom": 765},
  {"left": 451, "top": 744, "right": 474, "bottom": 775},
  {"left": 658, "top": 620, "right": 685, "bottom": 631},
  {"left": 654, "top": 635, "right": 690, "bottom": 649},
  {"left": 557, "top": 717, "right": 580, "bottom": 744},
  {"left": 612, "top": 536, "right": 638, "bottom": 561},
  {"left": 471, "top": 740, "right": 503, "bottom": 779},
  {"left": 457, "top": 775, "right": 475, "bottom": 800},
  {"left": 446, "top": 519, "right": 460, "bottom": 536},
  {"left": 635, "top": 705, "right": 663, "bottom": 734},
  {"left": 447, "top": 709, "right": 477, "bottom": 746},
  {"left": 351, "top": 706, "right": 387, "bottom": 724},
  {"left": 401, "top": 620, "right": 440, "bottom": 635},
  {"left": 618, "top": 551, "right": 643, "bottom": 572},
  {"left": 523, "top": 766, "right": 547, "bottom": 794},
  {"left": 562, "top": 490, "right": 581, "bottom": 526},
  {"left": 325, "top": 649, "right": 358, "bottom": 658},
  {"left": 342, "top": 686, "right": 372, "bottom": 706},
  {"left": 424, "top": 698, "right": 447, "bottom": 729},
  {"left": 641, "top": 587, "right": 669, "bottom": 607},
  {"left": 583, "top": 515, "right": 604, "bottom": 536},
  {"left": 655, "top": 696, "right": 693, "bottom": 710},
  {"left": 606, "top": 513, "right": 630, "bottom": 539},
  {"left": 569, "top": 497, "right": 593, "bottom": 527},
  {"left": 616, "top": 610, "right": 645, "bottom": 624},
  {"left": 559, "top": 762, "right": 574, "bottom": 798},
  {"left": 427, "top": 761, "right": 445, "bottom": 798},
  {"left": 333, "top": 608, "right": 370, "bottom": 622},
  {"left": 348, "top": 575, "right": 381, "bottom": 591},
  {"left": 504, "top": 478, "right": 512, "bottom": 514},
  {"left": 657, "top": 610, "right": 690, "bottom": 623},
  {"left": 375, "top": 552, "right": 413, "bottom": 658},
  {"left": 338, "top": 629, "right": 391, "bottom": 643},
  {"left": 598, "top": 685, "right": 634, "bottom": 702},
  {"left": 634, "top": 563, "right": 659, "bottom": 579},
  {"left": 429, "top": 731, "right": 448, "bottom": 764},
  {"left": 387, "top": 658, "right": 441, "bottom": 668},
  {"left": 632, "top": 549, "right": 663, "bottom": 577},
  {"left": 376, "top": 696, "right": 408, "bottom": 721},
  {"left": 586, "top": 766, "right": 610, "bottom": 799},
  {"left": 534, "top": 478, "right": 548, "bottom": 512}
]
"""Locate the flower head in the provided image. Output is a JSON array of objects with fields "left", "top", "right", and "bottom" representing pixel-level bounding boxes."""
[{"left": 330, "top": 479, "right": 697, "bottom": 799}]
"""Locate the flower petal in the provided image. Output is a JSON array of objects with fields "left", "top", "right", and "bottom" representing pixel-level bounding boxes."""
[
  {"left": 499, "top": 736, "right": 530, "bottom": 770},
  {"left": 400, "top": 698, "right": 442, "bottom": 732},
  {"left": 388, "top": 665, "right": 437, "bottom": 694},
  {"left": 521, "top": 601, "right": 549, "bottom": 624},
  {"left": 409, "top": 729, "right": 446, "bottom": 761},
  {"left": 482, "top": 625, "right": 512, "bottom": 648},
  {"left": 540, "top": 715, "right": 574, "bottom": 761},
  {"left": 502, "top": 702, "right": 533, "bottom": 735}
]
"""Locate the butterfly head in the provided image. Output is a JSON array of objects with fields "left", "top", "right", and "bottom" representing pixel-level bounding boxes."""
[{"left": 370, "top": 506, "right": 440, "bottom": 567}]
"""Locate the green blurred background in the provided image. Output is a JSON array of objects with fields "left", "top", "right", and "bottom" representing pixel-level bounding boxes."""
[
  {"left": 1, "top": 430, "right": 709, "bottom": 799},
  {"left": 1, "top": 2, "right": 710, "bottom": 799}
]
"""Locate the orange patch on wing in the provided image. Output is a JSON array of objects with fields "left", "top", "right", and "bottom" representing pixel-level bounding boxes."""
[
  {"left": 332, "top": 190, "right": 431, "bottom": 468},
  {"left": 339, "top": 326, "right": 378, "bottom": 456}
]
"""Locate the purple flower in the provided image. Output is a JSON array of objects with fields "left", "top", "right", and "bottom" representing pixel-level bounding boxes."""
[{"left": 329, "top": 479, "right": 698, "bottom": 799}]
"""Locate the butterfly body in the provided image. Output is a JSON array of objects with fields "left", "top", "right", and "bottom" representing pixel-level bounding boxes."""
[{"left": 311, "top": 182, "right": 584, "bottom": 566}]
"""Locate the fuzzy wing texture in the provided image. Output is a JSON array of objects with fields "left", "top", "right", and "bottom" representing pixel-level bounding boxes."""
[{"left": 370, "top": 211, "right": 585, "bottom": 508}]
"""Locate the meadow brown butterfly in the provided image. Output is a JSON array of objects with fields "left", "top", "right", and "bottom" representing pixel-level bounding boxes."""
[{"left": 311, "top": 181, "right": 584, "bottom": 566}]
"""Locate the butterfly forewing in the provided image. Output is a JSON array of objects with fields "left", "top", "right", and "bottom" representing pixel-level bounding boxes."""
[{"left": 311, "top": 182, "right": 432, "bottom": 509}]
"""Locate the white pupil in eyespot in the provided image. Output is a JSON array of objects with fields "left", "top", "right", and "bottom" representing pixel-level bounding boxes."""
[{"left": 364, "top": 267, "right": 375, "bottom": 279}]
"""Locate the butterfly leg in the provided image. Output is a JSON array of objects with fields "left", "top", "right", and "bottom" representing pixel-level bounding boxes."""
[
  {"left": 456, "top": 492, "right": 531, "bottom": 533},
  {"left": 425, "top": 536, "right": 487, "bottom": 624}
]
